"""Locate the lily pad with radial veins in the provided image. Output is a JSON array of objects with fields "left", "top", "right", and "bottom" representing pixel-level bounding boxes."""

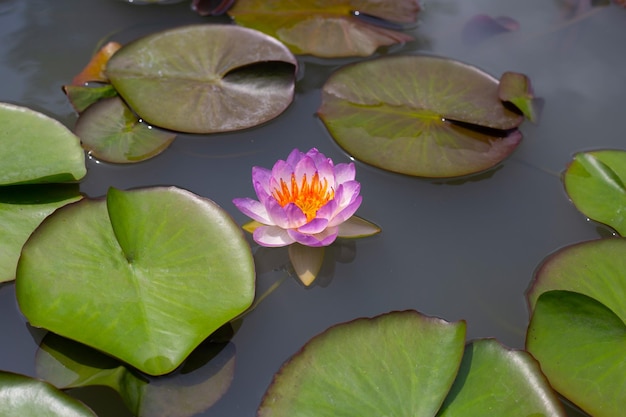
[
  {"left": 106, "top": 25, "right": 297, "bottom": 134},
  {"left": 16, "top": 187, "right": 255, "bottom": 376},
  {"left": 318, "top": 55, "right": 525, "bottom": 178}
]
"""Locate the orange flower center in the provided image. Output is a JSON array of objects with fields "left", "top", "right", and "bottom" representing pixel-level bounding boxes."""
[{"left": 272, "top": 172, "right": 334, "bottom": 222}]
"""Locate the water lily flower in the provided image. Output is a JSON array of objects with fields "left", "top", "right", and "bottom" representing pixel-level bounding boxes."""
[{"left": 233, "top": 148, "right": 372, "bottom": 248}]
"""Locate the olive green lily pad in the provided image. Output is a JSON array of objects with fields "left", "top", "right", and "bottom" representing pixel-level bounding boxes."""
[
  {"left": 318, "top": 55, "right": 524, "bottom": 178},
  {"left": 0, "top": 371, "right": 96, "bottom": 417},
  {"left": 16, "top": 186, "right": 255, "bottom": 375},
  {"left": 498, "top": 71, "right": 543, "bottom": 123},
  {"left": 526, "top": 238, "right": 626, "bottom": 417},
  {"left": 228, "top": 0, "right": 419, "bottom": 57},
  {"left": 258, "top": 311, "right": 565, "bottom": 416},
  {"left": 563, "top": 150, "right": 626, "bottom": 235},
  {"left": 527, "top": 291, "right": 626, "bottom": 417},
  {"left": 74, "top": 97, "right": 177, "bottom": 163},
  {"left": 258, "top": 310, "right": 467, "bottom": 416},
  {"left": 36, "top": 333, "right": 236, "bottom": 417},
  {"left": 0, "top": 184, "right": 82, "bottom": 283},
  {"left": 437, "top": 339, "right": 565, "bottom": 416},
  {"left": 0, "top": 102, "right": 86, "bottom": 185},
  {"left": 106, "top": 25, "right": 297, "bottom": 134}
]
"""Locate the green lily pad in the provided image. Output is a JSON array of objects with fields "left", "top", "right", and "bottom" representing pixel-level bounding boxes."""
[
  {"left": 563, "top": 150, "right": 626, "bottom": 235},
  {"left": 438, "top": 339, "right": 565, "bottom": 416},
  {"left": 0, "top": 102, "right": 86, "bottom": 185},
  {"left": 527, "top": 238, "right": 626, "bottom": 317},
  {"left": 16, "top": 186, "right": 255, "bottom": 376},
  {"left": 63, "top": 84, "right": 119, "bottom": 113},
  {"left": 228, "top": 0, "right": 419, "bottom": 57},
  {"left": 0, "top": 371, "right": 96, "bottom": 417},
  {"left": 36, "top": 333, "right": 236, "bottom": 417},
  {"left": 106, "top": 25, "right": 297, "bottom": 134},
  {"left": 527, "top": 291, "right": 626, "bottom": 417},
  {"left": 498, "top": 71, "right": 543, "bottom": 123},
  {"left": 74, "top": 97, "right": 177, "bottom": 163},
  {"left": 258, "top": 310, "right": 467, "bottom": 416},
  {"left": 526, "top": 238, "right": 626, "bottom": 417},
  {"left": 318, "top": 55, "right": 524, "bottom": 178},
  {"left": 0, "top": 184, "right": 82, "bottom": 283}
]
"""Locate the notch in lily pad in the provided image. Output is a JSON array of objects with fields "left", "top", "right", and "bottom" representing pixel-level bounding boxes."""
[
  {"left": 16, "top": 186, "right": 255, "bottom": 376},
  {"left": 258, "top": 310, "right": 565, "bottom": 416},
  {"left": 318, "top": 55, "right": 529, "bottom": 178}
]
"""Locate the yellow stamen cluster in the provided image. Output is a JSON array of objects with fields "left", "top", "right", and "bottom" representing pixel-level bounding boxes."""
[{"left": 273, "top": 172, "right": 334, "bottom": 222}]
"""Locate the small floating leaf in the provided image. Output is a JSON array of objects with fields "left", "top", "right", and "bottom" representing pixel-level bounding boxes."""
[
  {"left": 106, "top": 25, "right": 297, "bottom": 133},
  {"left": 563, "top": 150, "right": 626, "bottom": 235},
  {"left": 228, "top": 0, "right": 420, "bottom": 57},
  {"left": 527, "top": 291, "right": 626, "bottom": 417},
  {"left": 258, "top": 311, "right": 466, "bottom": 417},
  {"left": 63, "top": 84, "right": 118, "bottom": 113},
  {"left": 0, "top": 184, "right": 82, "bottom": 283},
  {"left": 0, "top": 102, "right": 86, "bottom": 185},
  {"left": 0, "top": 371, "right": 96, "bottom": 417},
  {"left": 318, "top": 55, "right": 524, "bottom": 178},
  {"left": 498, "top": 71, "right": 543, "bottom": 123},
  {"left": 16, "top": 186, "right": 255, "bottom": 376},
  {"left": 192, "top": 0, "right": 235, "bottom": 15},
  {"left": 74, "top": 97, "right": 176, "bottom": 163},
  {"left": 462, "top": 15, "right": 519, "bottom": 45},
  {"left": 72, "top": 42, "right": 122, "bottom": 86}
]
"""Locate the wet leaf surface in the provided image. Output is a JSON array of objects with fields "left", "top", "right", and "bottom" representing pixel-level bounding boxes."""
[
  {"left": 564, "top": 150, "right": 626, "bottom": 235},
  {"left": 16, "top": 187, "right": 255, "bottom": 375},
  {"left": 498, "top": 71, "right": 544, "bottom": 123},
  {"left": 0, "top": 184, "right": 82, "bottom": 283},
  {"left": 75, "top": 97, "right": 176, "bottom": 163},
  {"left": 0, "top": 102, "right": 86, "bottom": 185},
  {"left": 228, "top": 0, "right": 420, "bottom": 57},
  {"left": 63, "top": 84, "right": 119, "bottom": 113},
  {"left": 106, "top": 25, "right": 297, "bottom": 133},
  {"left": 0, "top": 371, "right": 96, "bottom": 416},
  {"left": 318, "top": 55, "right": 524, "bottom": 178}
]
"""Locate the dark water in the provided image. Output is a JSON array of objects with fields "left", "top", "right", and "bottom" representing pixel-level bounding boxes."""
[{"left": 1, "top": 0, "right": 623, "bottom": 416}]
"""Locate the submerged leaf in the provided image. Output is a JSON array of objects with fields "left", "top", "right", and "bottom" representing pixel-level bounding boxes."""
[
  {"left": 287, "top": 244, "right": 325, "bottom": 286},
  {"left": 0, "top": 102, "right": 86, "bottom": 185},
  {"left": 462, "top": 15, "right": 519, "bottom": 45},
  {"left": 563, "top": 150, "right": 626, "bottom": 235},
  {"left": 228, "top": 0, "right": 420, "bottom": 57},
  {"left": 318, "top": 55, "right": 524, "bottom": 178},
  {"left": 16, "top": 187, "right": 255, "bottom": 375},
  {"left": 74, "top": 97, "right": 176, "bottom": 163},
  {"left": 106, "top": 25, "right": 297, "bottom": 133}
]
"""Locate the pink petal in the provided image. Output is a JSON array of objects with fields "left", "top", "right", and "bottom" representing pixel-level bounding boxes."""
[
  {"left": 285, "top": 148, "right": 306, "bottom": 166},
  {"left": 306, "top": 148, "right": 332, "bottom": 168},
  {"left": 328, "top": 196, "right": 362, "bottom": 227},
  {"left": 271, "top": 159, "right": 295, "bottom": 188},
  {"left": 316, "top": 198, "right": 338, "bottom": 221},
  {"left": 288, "top": 226, "right": 338, "bottom": 247},
  {"left": 298, "top": 217, "right": 329, "bottom": 234},
  {"left": 232, "top": 198, "right": 273, "bottom": 224},
  {"left": 252, "top": 166, "right": 272, "bottom": 200},
  {"left": 294, "top": 155, "right": 318, "bottom": 182},
  {"left": 335, "top": 181, "right": 361, "bottom": 207},
  {"left": 333, "top": 162, "right": 356, "bottom": 184},
  {"left": 266, "top": 199, "right": 306, "bottom": 229},
  {"left": 254, "top": 225, "right": 295, "bottom": 247}
]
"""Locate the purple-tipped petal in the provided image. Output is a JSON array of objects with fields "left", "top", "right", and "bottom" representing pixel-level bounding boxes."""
[
  {"left": 285, "top": 148, "right": 305, "bottom": 166},
  {"left": 254, "top": 225, "right": 295, "bottom": 247},
  {"left": 233, "top": 197, "right": 273, "bottom": 225},
  {"left": 316, "top": 198, "right": 338, "bottom": 221},
  {"left": 288, "top": 226, "right": 338, "bottom": 247},
  {"left": 328, "top": 195, "right": 362, "bottom": 227},
  {"left": 298, "top": 217, "right": 329, "bottom": 234},
  {"left": 335, "top": 181, "right": 361, "bottom": 206},
  {"left": 294, "top": 155, "right": 318, "bottom": 182},
  {"left": 265, "top": 199, "right": 306, "bottom": 229},
  {"left": 252, "top": 166, "right": 272, "bottom": 200},
  {"left": 271, "top": 159, "right": 295, "bottom": 188},
  {"left": 333, "top": 162, "right": 356, "bottom": 184}
]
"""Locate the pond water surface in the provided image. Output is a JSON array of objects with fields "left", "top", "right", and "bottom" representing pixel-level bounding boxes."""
[{"left": 1, "top": 1, "right": 624, "bottom": 416}]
